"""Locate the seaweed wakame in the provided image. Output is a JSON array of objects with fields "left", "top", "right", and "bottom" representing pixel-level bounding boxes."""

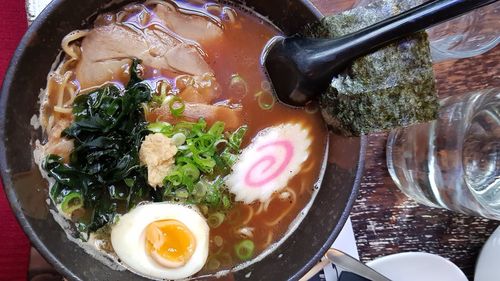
[{"left": 43, "top": 59, "right": 157, "bottom": 235}]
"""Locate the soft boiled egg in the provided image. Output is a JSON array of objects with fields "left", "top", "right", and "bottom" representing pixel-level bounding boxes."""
[{"left": 111, "top": 202, "right": 209, "bottom": 280}]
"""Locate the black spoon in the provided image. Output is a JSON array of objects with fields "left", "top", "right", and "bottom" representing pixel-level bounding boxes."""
[{"left": 264, "top": 0, "right": 498, "bottom": 107}]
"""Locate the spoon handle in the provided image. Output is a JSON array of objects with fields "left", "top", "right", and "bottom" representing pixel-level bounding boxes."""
[
  {"left": 305, "top": 0, "right": 498, "bottom": 80},
  {"left": 325, "top": 249, "right": 392, "bottom": 281}
]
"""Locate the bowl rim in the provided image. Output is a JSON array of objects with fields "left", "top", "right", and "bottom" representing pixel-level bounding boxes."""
[{"left": 0, "top": 0, "right": 366, "bottom": 280}]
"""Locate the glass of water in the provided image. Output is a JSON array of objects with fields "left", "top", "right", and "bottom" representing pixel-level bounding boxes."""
[
  {"left": 354, "top": 0, "right": 499, "bottom": 62},
  {"left": 427, "top": 1, "right": 499, "bottom": 62},
  {"left": 386, "top": 88, "right": 500, "bottom": 219}
]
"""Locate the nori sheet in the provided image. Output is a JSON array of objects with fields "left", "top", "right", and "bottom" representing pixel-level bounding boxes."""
[{"left": 304, "top": 0, "right": 438, "bottom": 136}]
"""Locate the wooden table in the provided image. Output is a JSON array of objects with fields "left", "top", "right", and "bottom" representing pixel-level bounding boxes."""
[{"left": 311, "top": 0, "right": 500, "bottom": 279}]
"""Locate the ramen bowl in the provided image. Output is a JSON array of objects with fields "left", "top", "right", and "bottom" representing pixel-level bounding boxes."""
[{"left": 0, "top": 0, "right": 366, "bottom": 280}]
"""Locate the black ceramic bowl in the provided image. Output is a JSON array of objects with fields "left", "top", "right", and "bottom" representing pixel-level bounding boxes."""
[{"left": 0, "top": 0, "right": 366, "bottom": 280}]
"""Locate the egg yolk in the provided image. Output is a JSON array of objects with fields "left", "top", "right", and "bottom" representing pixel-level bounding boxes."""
[{"left": 145, "top": 220, "right": 196, "bottom": 268}]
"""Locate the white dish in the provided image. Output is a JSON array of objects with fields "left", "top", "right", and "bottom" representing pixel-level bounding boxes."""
[
  {"left": 366, "top": 252, "right": 467, "bottom": 281},
  {"left": 475, "top": 226, "right": 500, "bottom": 281}
]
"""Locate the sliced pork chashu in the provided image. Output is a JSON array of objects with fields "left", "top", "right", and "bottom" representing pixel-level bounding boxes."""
[
  {"left": 76, "top": 24, "right": 213, "bottom": 89},
  {"left": 153, "top": 3, "right": 223, "bottom": 44}
]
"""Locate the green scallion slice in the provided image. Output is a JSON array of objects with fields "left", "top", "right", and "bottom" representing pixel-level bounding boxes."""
[
  {"left": 60, "top": 192, "right": 84, "bottom": 214},
  {"left": 229, "top": 74, "right": 248, "bottom": 96},
  {"left": 165, "top": 169, "right": 183, "bottom": 186},
  {"left": 208, "top": 212, "right": 225, "bottom": 228},
  {"left": 172, "top": 133, "right": 187, "bottom": 146},
  {"left": 148, "top": 122, "right": 174, "bottom": 135},
  {"left": 193, "top": 153, "right": 216, "bottom": 173},
  {"left": 169, "top": 96, "right": 185, "bottom": 117},
  {"left": 208, "top": 121, "right": 225, "bottom": 137},
  {"left": 255, "top": 91, "right": 275, "bottom": 110},
  {"left": 234, "top": 239, "right": 255, "bottom": 261},
  {"left": 180, "top": 163, "right": 201, "bottom": 189}
]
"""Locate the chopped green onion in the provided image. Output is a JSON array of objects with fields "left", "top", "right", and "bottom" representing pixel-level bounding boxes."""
[
  {"left": 229, "top": 74, "right": 248, "bottom": 96},
  {"left": 169, "top": 96, "right": 185, "bottom": 117},
  {"left": 148, "top": 122, "right": 174, "bottom": 135},
  {"left": 180, "top": 163, "right": 200, "bottom": 188},
  {"left": 60, "top": 192, "right": 84, "bottom": 214},
  {"left": 208, "top": 121, "right": 225, "bottom": 137},
  {"left": 193, "top": 181, "right": 208, "bottom": 198},
  {"left": 163, "top": 95, "right": 175, "bottom": 106},
  {"left": 214, "top": 235, "right": 224, "bottom": 247},
  {"left": 219, "top": 252, "right": 233, "bottom": 265},
  {"left": 148, "top": 122, "right": 167, "bottom": 133},
  {"left": 176, "top": 156, "right": 195, "bottom": 166},
  {"left": 255, "top": 91, "right": 275, "bottom": 110},
  {"left": 214, "top": 139, "right": 228, "bottom": 147},
  {"left": 228, "top": 125, "right": 248, "bottom": 150},
  {"left": 151, "top": 80, "right": 171, "bottom": 105},
  {"left": 151, "top": 117, "right": 246, "bottom": 211},
  {"left": 175, "top": 188, "right": 189, "bottom": 199},
  {"left": 199, "top": 204, "right": 209, "bottom": 216},
  {"left": 174, "top": 119, "right": 206, "bottom": 137},
  {"left": 206, "top": 257, "right": 221, "bottom": 270},
  {"left": 174, "top": 121, "right": 194, "bottom": 132},
  {"left": 165, "top": 169, "right": 183, "bottom": 186},
  {"left": 221, "top": 149, "right": 238, "bottom": 167},
  {"left": 151, "top": 93, "right": 166, "bottom": 105},
  {"left": 208, "top": 212, "right": 225, "bottom": 228},
  {"left": 193, "top": 153, "right": 216, "bottom": 173},
  {"left": 190, "top": 134, "right": 216, "bottom": 153},
  {"left": 163, "top": 184, "right": 174, "bottom": 198},
  {"left": 191, "top": 118, "right": 207, "bottom": 135},
  {"left": 234, "top": 239, "right": 255, "bottom": 261},
  {"left": 204, "top": 183, "right": 222, "bottom": 206},
  {"left": 222, "top": 195, "right": 231, "bottom": 209},
  {"left": 172, "top": 133, "right": 186, "bottom": 146}
]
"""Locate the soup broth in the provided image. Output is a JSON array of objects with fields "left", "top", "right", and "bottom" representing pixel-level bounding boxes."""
[{"left": 38, "top": 0, "right": 327, "bottom": 278}]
